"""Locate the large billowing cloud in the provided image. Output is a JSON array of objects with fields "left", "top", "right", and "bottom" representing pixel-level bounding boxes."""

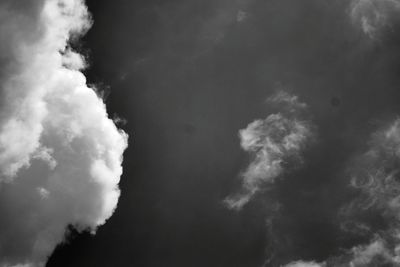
[
  {"left": 224, "top": 91, "right": 314, "bottom": 210},
  {"left": 0, "top": 0, "right": 128, "bottom": 266},
  {"left": 285, "top": 119, "right": 400, "bottom": 266},
  {"left": 350, "top": 0, "right": 400, "bottom": 38}
]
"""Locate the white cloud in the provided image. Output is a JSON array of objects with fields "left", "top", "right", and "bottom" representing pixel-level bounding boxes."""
[
  {"left": 350, "top": 0, "right": 400, "bottom": 38},
  {"left": 284, "top": 261, "right": 325, "bottom": 267},
  {"left": 224, "top": 91, "right": 314, "bottom": 210},
  {"left": 0, "top": 0, "right": 128, "bottom": 266},
  {"left": 349, "top": 238, "right": 398, "bottom": 266}
]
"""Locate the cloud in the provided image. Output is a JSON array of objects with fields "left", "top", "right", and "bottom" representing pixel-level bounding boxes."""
[
  {"left": 286, "top": 118, "right": 400, "bottom": 266},
  {"left": 285, "top": 238, "right": 398, "bottom": 267},
  {"left": 236, "top": 10, "right": 248, "bottom": 22},
  {"left": 224, "top": 91, "right": 314, "bottom": 210},
  {"left": 197, "top": 0, "right": 253, "bottom": 48},
  {"left": 348, "top": 237, "right": 399, "bottom": 266},
  {"left": 340, "top": 119, "right": 400, "bottom": 264},
  {"left": 342, "top": 119, "right": 400, "bottom": 224},
  {"left": 349, "top": 0, "right": 400, "bottom": 38},
  {"left": 0, "top": 0, "right": 128, "bottom": 266},
  {"left": 284, "top": 261, "right": 325, "bottom": 267},
  {"left": 284, "top": 239, "right": 398, "bottom": 267}
]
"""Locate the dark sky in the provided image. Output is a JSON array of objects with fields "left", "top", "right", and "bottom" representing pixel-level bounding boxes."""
[{"left": 47, "top": 0, "right": 400, "bottom": 266}]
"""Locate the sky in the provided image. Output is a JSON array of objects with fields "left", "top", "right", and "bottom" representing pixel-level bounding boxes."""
[{"left": 3, "top": 0, "right": 400, "bottom": 266}]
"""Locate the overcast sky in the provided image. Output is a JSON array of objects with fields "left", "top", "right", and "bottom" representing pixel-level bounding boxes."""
[{"left": 3, "top": 0, "right": 400, "bottom": 266}]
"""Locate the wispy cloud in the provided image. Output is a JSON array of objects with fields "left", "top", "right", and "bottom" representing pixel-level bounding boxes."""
[
  {"left": 224, "top": 91, "right": 314, "bottom": 210},
  {"left": 349, "top": 0, "right": 400, "bottom": 39},
  {"left": 0, "top": 0, "right": 127, "bottom": 266},
  {"left": 286, "top": 118, "right": 400, "bottom": 266}
]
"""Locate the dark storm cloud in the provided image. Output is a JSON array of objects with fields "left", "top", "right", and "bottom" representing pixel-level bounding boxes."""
[{"left": 0, "top": 0, "right": 127, "bottom": 266}]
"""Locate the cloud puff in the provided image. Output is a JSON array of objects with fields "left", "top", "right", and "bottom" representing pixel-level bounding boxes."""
[
  {"left": 350, "top": 0, "right": 400, "bottom": 38},
  {"left": 224, "top": 91, "right": 314, "bottom": 210},
  {"left": 0, "top": 0, "right": 128, "bottom": 266},
  {"left": 348, "top": 237, "right": 400, "bottom": 266}
]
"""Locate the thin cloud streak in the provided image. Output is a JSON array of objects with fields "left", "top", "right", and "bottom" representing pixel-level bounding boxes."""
[{"left": 350, "top": 0, "right": 400, "bottom": 39}]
